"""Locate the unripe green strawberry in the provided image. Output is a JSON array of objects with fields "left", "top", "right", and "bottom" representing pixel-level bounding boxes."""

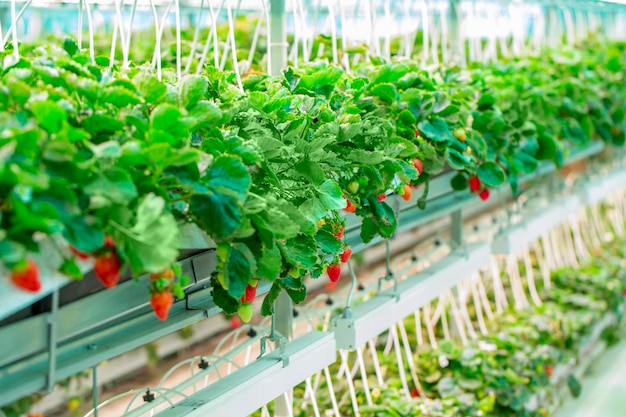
[
  {"left": 347, "top": 181, "right": 359, "bottom": 194},
  {"left": 238, "top": 303, "right": 254, "bottom": 323}
]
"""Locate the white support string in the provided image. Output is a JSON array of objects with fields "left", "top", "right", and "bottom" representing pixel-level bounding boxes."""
[
  {"left": 355, "top": 347, "right": 373, "bottom": 407},
  {"left": 414, "top": 309, "right": 424, "bottom": 346},
  {"left": 338, "top": 350, "right": 361, "bottom": 417},
  {"left": 490, "top": 257, "right": 508, "bottom": 313},
  {"left": 423, "top": 303, "right": 438, "bottom": 349},
  {"left": 446, "top": 290, "right": 468, "bottom": 346},
  {"left": 327, "top": 0, "right": 339, "bottom": 65},
  {"left": 522, "top": 247, "right": 542, "bottom": 306},
  {"left": 476, "top": 271, "right": 494, "bottom": 321},
  {"left": 397, "top": 320, "right": 426, "bottom": 400},
  {"left": 368, "top": 339, "right": 385, "bottom": 387},
  {"left": 390, "top": 325, "right": 412, "bottom": 401},
  {"left": 225, "top": 0, "right": 243, "bottom": 89},
  {"left": 470, "top": 277, "right": 488, "bottom": 335}
]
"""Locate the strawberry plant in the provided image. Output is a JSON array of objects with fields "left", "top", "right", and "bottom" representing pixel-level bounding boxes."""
[{"left": 0, "top": 37, "right": 625, "bottom": 322}]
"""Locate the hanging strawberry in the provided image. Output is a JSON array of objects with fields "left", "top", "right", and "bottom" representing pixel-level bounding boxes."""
[{"left": 11, "top": 259, "right": 41, "bottom": 293}]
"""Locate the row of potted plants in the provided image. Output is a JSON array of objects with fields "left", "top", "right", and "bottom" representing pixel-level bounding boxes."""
[
  {"left": 1, "top": 36, "right": 625, "bottom": 322},
  {"left": 268, "top": 236, "right": 626, "bottom": 417}
]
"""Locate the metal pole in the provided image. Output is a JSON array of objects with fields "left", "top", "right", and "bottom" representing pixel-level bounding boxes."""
[
  {"left": 268, "top": 5, "right": 292, "bottom": 414},
  {"left": 92, "top": 366, "right": 99, "bottom": 417}
]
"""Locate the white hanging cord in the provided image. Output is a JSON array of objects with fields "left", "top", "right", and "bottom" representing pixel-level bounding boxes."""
[
  {"left": 383, "top": 0, "right": 392, "bottom": 61},
  {"left": 446, "top": 290, "right": 468, "bottom": 346},
  {"left": 490, "top": 257, "right": 508, "bottom": 313},
  {"left": 548, "top": 229, "right": 564, "bottom": 269},
  {"left": 423, "top": 303, "right": 438, "bottom": 349},
  {"left": 456, "top": 285, "right": 478, "bottom": 341},
  {"left": 420, "top": 0, "right": 429, "bottom": 65},
  {"left": 391, "top": 325, "right": 412, "bottom": 401},
  {"left": 440, "top": 2, "right": 449, "bottom": 64},
  {"left": 486, "top": 3, "right": 498, "bottom": 62},
  {"left": 218, "top": 0, "right": 242, "bottom": 71},
  {"left": 327, "top": 0, "right": 339, "bottom": 65},
  {"left": 522, "top": 247, "right": 542, "bottom": 306},
  {"left": 111, "top": 0, "right": 129, "bottom": 69},
  {"left": 570, "top": 214, "right": 591, "bottom": 263},
  {"left": 505, "top": 254, "right": 527, "bottom": 310},
  {"left": 197, "top": 0, "right": 225, "bottom": 73},
  {"left": 297, "top": 0, "right": 310, "bottom": 63},
  {"left": 337, "top": 0, "right": 352, "bottom": 73},
  {"left": 303, "top": 377, "right": 321, "bottom": 417},
  {"left": 397, "top": 321, "right": 427, "bottom": 400},
  {"left": 323, "top": 366, "right": 341, "bottom": 417},
  {"left": 402, "top": 0, "right": 413, "bottom": 59},
  {"left": 470, "top": 277, "right": 488, "bottom": 335},
  {"left": 288, "top": 0, "right": 301, "bottom": 67},
  {"left": 414, "top": 309, "right": 424, "bottom": 346},
  {"left": 355, "top": 347, "right": 374, "bottom": 407},
  {"left": 368, "top": 339, "right": 385, "bottom": 387},
  {"left": 226, "top": 0, "right": 243, "bottom": 89},
  {"left": 185, "top": 0, "right": 206, "bottom": 73},
  {"left": 4, "top": 0, "right": 35, "bottom": 57},
  {"left": 561, "top": 223, "right": 579, "bottom": 267},
  {"left": 338, "top": 350, "right": 361, "bottom": 417},
  {"left": 123, "top": 0, "right": 139, "bottom": 69},
  {"left": 532, "top": 240, "right": 551, "bottom": 290},
  {"left": 366, "top": 0, "right": 381, "bottom": 58},
  {"left": 430, "top": 295, "right": 451, "bottom": 340},
  {"left": 151, "top": 0, "right": 176, "bottom": 79},
  {"left": 475, "top": 271, "right": 494, "bottom": 321}
]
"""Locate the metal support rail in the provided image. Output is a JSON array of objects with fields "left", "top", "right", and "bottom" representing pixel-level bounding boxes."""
[{"left": 0, "top": 142, "right": 605, "bottom": 407}]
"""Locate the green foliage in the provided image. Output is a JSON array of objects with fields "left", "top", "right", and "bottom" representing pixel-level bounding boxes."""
[{"left": 1, "top": 38, "right": 625, "bottom": 319}]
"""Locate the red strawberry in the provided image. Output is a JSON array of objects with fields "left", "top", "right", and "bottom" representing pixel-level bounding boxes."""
[
  {"left": 344, "top": 199, "right": 357, "bottom": 213},
  {"left": 479, "top": 188, "right": 490, "bottom": 201},
  {"left": 401, "top": 184, "right": 412, "bottom": 201},
  {"left": 241, "top": 283, "right": 258, "bottom": 303},
  {"left": 11, "top": 259, "right": 41, "bottom": 292},
  {"left": 334, "top": 225, "right": 345, "bottom": 239},
  {"left": 94, "top": 252, "right": 121, "bottom": 288},
  {"left": 414, "top": 129, "right": 420, "bottom": 138},
  {"left": 327, "top": 263, "right": 341, "bottom": 283},
  {"left": 412, "top": 158, "right": 424, "bottom": 175},
  {"left": 545, "top": 365, "right": 554, "bottom": 377},
  {"left": 410, "top": 388, "right": 420, "bottom": 398},
  {"left": 324, "top": 281, "right": 337, "bottom": 291},
  {"left": 377, "top": 193, "right": 387, "bottom": 201},
  {"left": 340, "top": 247, "right": 353, "bottom": 263},
  {"left": 69, "top": 246, "right": 90, "bottom": 260},
  {"left": 230, "top": 316, "right": 242, "bottom": 329},
  {"left": 469, "top": 176, "right": 480, "bottom": 192},
  {"left": 150, "top": 291, "right": 174, "bottom": 321}
]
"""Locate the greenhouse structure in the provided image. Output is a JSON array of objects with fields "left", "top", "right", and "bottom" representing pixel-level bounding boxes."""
[{"left": 2, "top": 0, "right": 626, "bottom": 416}]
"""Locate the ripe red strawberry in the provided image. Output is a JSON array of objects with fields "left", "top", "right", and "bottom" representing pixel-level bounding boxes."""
[
  {"left": 94, "top": 252, "right": 121, "bottom": 288},
  {"left": 344, "top": 199, "right": 357, "bottom": 213},
  {"left": 414, "top": 129, "right": 420, "bottom": 138},
  {"left": 324, "top": 281, "right": 337, "bottom": 291},
  {"left": 410, "top": 388, "right": 420, "bottom": 398},
  {"left": 340, "top": 247, "right": 353, "bottom": 263},
  {"left": 11, "top": 259, "right": 41, "bottom": 292},
  {"left": 69, "top": 246, "right": 90, "bottom": 260},
  {"left": 479, "top": 188, "right": 490, "bottom": 201},
  {"left": 377, "top": 193, "right": 387, "bottom": 201},
  {"left": 412, "top": 158, "right": 424, "bottom": 175},
  {"left": 327, "top": 263, "right": 341, "bottom": 283},
  {"left": 469, "top": 176, "right": 480, "bottom": 192},
  {"left": 334, "top": 225, "right": 345, "bottom": 239},
  {"left": 230, "top": 316, "right": 242, "bottom": 329},
  {"left": 150, "top": 291, "right": 174, "bottom": 321},
  {"left": 241, "top": 283, "right": 258, "bottom": 303},
  {"left": 401, "top": 184, "right": 412, "bottom": 201},
  {"left": 545, "top": 365, "right": 554, "bottom": 377}
]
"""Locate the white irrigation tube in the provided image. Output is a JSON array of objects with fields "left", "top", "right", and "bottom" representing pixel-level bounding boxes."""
[
  {"left": 423, "top": 303, "right": 437, "bottom": 349},
  {"left": 397, "top": 320, "right": 426, "bottom": 399},
  {"left": 420, "top": 0, "right": 429, "bottom": 64},
  {"left": 367, "top": 338, "right": 384, "bottom": 387},
  {"left": 391, "top": 325, "right": 411, "bottom": 401},
  {"left": 447, "top": 290, "right": 468, "bottom": 346},
  {"left": 414, "top": 309, "right": 424, "bottom": 346},
  {"left": 522, "top": 248, "right": 542, "bottom": 306},
  {"left": 196, "top": 0, "right": 224, "bottom": 73},
  {"left": 151, "top": 0, "right": 175, "bottom": 78},
  {"left": 470, "top": 278, "right": 488, "bottom": 335},
  {"left": 327, "top": 0, "right": 339, "bottom": 65},
  {"left": 356, "top": 347, "right": 373, "bottom": 406},
  {"left": 184, "top": 0, "right": 206, "bottom": 73},
  {"left": 338, "top": 350, "right": 360, "bottom": 417},
  {"left": 475, "top": 271, "right": 494, "bottom": 321},
  {"left": 123, "top": 0, "right": 139, "bottom": 69},
  {"left": 457, "top": 286, "right": 477, "bottom": 340}
]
